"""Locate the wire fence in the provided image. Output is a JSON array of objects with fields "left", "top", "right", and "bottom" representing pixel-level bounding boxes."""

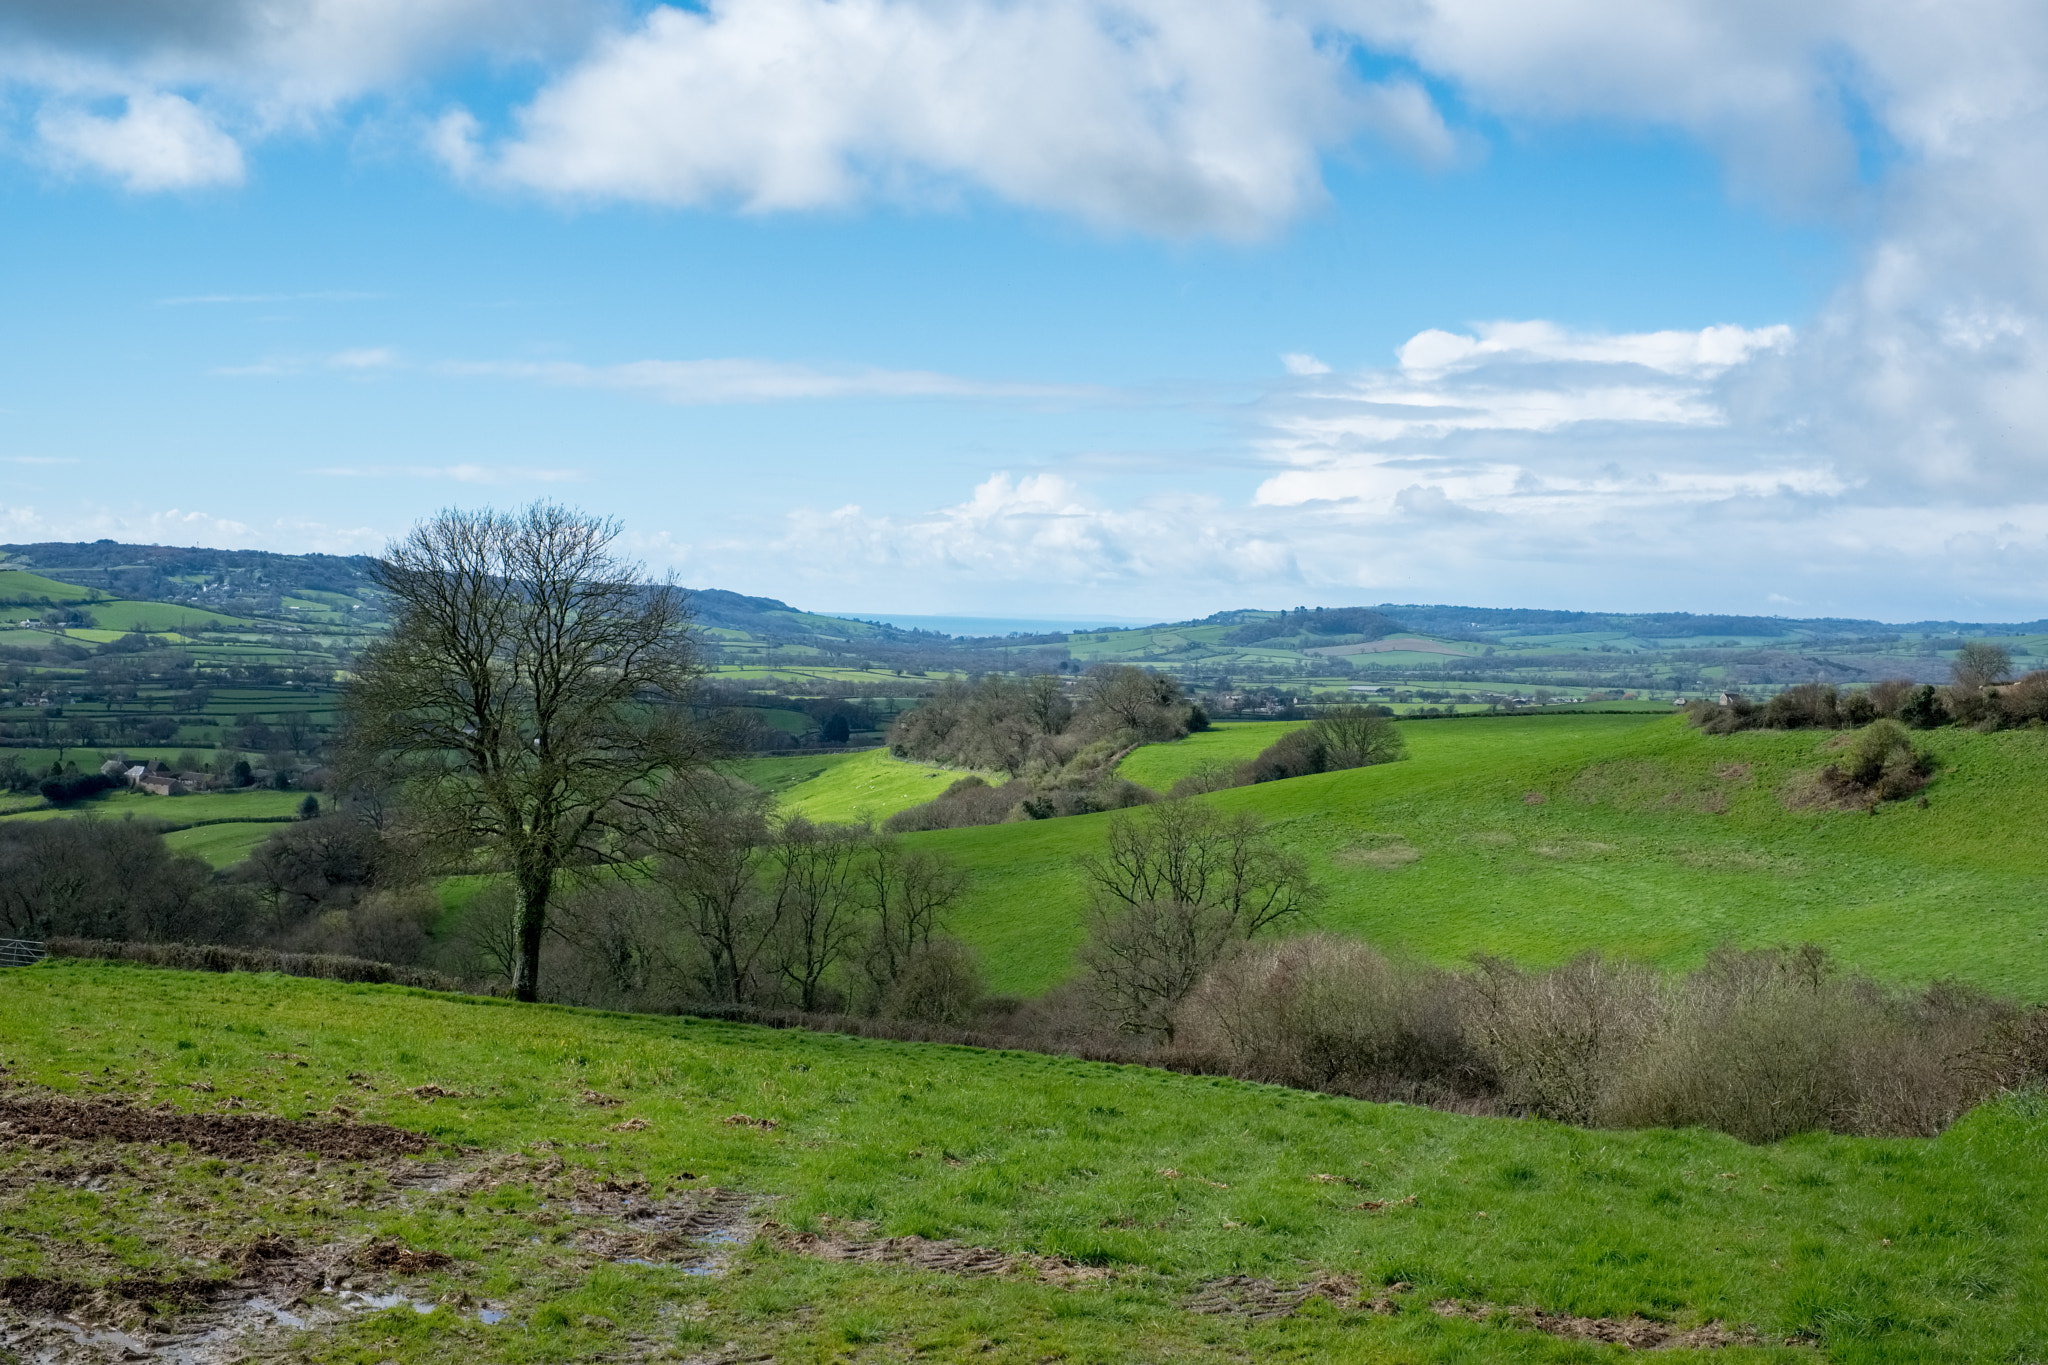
[{"left": 0, "top": 939, "right": 48, "bottom": 968}]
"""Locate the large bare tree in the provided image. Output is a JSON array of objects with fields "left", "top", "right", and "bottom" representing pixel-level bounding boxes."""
[{"left": 342, "top": 502, "right": 713, "bottom": 1001}]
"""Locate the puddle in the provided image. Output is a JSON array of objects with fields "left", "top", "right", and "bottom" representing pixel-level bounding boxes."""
[
  {"left": 478, "top": 1308, "right": 507, "bottom": 1325},
  {"left": 340, "top": 1291, "right": 436, "bottom": 1314}
]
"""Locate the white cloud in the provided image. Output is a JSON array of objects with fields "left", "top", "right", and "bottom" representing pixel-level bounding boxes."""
[
  {"left": 37, "top": 92, "right": 243, "bottom": 190},
  {"left": 441, "top": 0, "right": 1450, "bottom": 237},
  {"left": 443, "top": 357, "right": 1098, "bottom": 404},
  {"left": 213, "top": 348, "right": 400, "bottom": 376},
  {"left": 0, "top": 501, "right": 385, "bottom": 555},
  {"left": 311, "top": 464, "right": 582, "bottom": 484},
  {"left": 1281, "top": 353, "right": 1331, "bottom": 376}
]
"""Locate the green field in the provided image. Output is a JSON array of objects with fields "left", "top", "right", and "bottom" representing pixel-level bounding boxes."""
[
  {"left": 1116, "top": 720, "right": 1307, "bottom": 789},
  {"left": 2, "top": 963, "right": 2042, "bottom": 1362},
  {"left": 0, "top": 787, "right": 309, "bottom": 827},
  {"left": 0, "top": 568, "right": 100, "bottom": 603},
  {"left": 734, "top": 748, "right": 1006, "bottom": 824},
  {"left": 161, "top": 820, "right": 287, "bottom": 867},
  {"left": 86, "top": 599, "right": 264, "bottom": 632},
  {"left": 911, "top": 713, "right": 2048, "bottom": 999}
]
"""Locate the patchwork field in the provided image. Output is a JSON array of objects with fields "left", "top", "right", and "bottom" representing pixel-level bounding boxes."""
[
  {"left": 2, "top": 963, "right": 2043, "bottom": 1363},
  {"left": 897, "top": 714, "right": 2048, "bottom": 999}
]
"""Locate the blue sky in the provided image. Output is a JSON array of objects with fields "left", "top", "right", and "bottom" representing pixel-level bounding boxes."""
[{"left": 1, "top": 2, "right": 2044, "bottom": 622}]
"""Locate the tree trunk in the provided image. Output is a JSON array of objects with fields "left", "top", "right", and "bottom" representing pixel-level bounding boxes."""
[{"left": 511, "top": 870, "right": 551, "bottom": 1003}]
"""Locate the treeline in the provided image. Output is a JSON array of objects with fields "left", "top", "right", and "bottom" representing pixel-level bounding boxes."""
[{"left": 1691, "top": 642, "right": 2044, "bottom": 735}]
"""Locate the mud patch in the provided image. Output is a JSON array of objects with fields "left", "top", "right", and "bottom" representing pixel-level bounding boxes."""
[
  {"left": 764, "top": 1223, "right": 1106, "bottom": 1286},
  {"left": 0, "top": 1096, "right": 432, "bottom": 1161},
  {"left": 1430, "top": 1299, "right": 1765, "bottom": 1349},
  {"left": 1185, "top": 1274, "right": 1409, "bottom": 1320}
]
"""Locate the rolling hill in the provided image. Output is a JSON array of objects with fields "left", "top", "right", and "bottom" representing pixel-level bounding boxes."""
[{"left": 3, "top": 962, "right": 2041, "bottom": 1362}]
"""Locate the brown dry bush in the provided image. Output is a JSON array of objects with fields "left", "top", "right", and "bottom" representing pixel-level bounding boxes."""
[
  {"left": 1464, "top": 952, "right": 1665, "bottom": 1126},
  {"left": 1173, "top": 935, "right": 1490, "bottom": 1104},
  {"left": 882, "top": 776, "right": 1021, "bottom": 832},
  {"left": 1173, "top": 938, "right": 2046, "bottom": 1142}
]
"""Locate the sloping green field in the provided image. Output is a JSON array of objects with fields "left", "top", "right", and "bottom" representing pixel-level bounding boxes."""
[
  {"left": 919, "top": 714, "right": 2048, "bottom": 999},
  {"left": 734, "top": 748, "right": 1005, "bottom": 824},
  {"left": 2, "top": 963, "right": 2043, "bottom": 1363},
  {"left": 87, "top": 599, "right": 265, "bottom": 632}
]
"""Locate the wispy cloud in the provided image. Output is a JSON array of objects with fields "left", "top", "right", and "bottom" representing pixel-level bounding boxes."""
[
  {"left": 158, "top": 291, "right": 384, "bottom": 306},
  {"left": 443, "top": 357, "right": 1100, "bottom": 405},
  {"left": 0, "top": 456, "right": 77, "bottom": 465},
  {"left": 310, "top": 464, "right": 583, "bottom": 484},
  {"left": 214, "top": 348, "right": 399, "bottom": 377}
]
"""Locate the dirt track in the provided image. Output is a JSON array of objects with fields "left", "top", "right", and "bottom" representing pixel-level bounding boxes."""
[{"left": 0, "top": 1096, "right": 431, "bottom": 1160}]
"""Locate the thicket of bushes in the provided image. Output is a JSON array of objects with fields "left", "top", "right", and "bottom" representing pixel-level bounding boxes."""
[
  {"left": 1175, "top": 936, "right": 2045, "bottom": 1141},
  {"left": 1692, "top": 641, "right": 2048, "bottom": 739},
  {"left": 45, "top": 937, "right": 460, "bottom": 991},
  {"left": 882, "top": 665, "right": 1201, "bottom": 830}
]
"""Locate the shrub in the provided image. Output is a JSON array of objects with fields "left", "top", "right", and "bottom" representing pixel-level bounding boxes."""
[
  {"left": 1074, "top": 801, "right": 1319, "bottom": 1039},
  {"left": 1174, "top": 934, "right": 1489, "bottom": 1103},
  {"left": 1899, "top": 684, "right": 1951, "bottom": 729},
  {"left": 1805, "top": 718, "right": 1935, "bottom": 806},
  {"left": 44, "top": 937, "right": 461, "bottom": 991},
  {"left": 880, "top": 937, "right": 985, "bottom": 1025},
  {"left": 882, "top": 776, "right": 1022, "bottom": 832},
  {"left": 1463, "top": 952, "right": 1664, "bottom": 1125},
  {"left": 2000, "top": 670, "right": 2048, "bottom": 724},
  {"left": 38, "top": 771, "right": 115, "bottom": 805},
  {"left": 1763, "top": 682, "right": 1841, "bottom": 729}
]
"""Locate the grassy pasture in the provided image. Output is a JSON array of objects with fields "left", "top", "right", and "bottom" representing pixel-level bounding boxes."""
[
  {"left": 0, "top": 568, "right": 100, "bottom": 602},
  {"left": 735, "top": 749, "right": 1006, "bottom": 824},
  {"left": 87, "top": 599, "right": 264, "bottom": 632},
  {"left": 0, "top": 788, "right": 309, "bottom": 826},
  {"left": 918, "top": 714, "right": 2048, "bottom": 999},
  {"left": 1, "top": 963, "right": 2042, "bottom": 1362},
  {"left": 162, "top": 820, "right": 283, "bottom": 868}
]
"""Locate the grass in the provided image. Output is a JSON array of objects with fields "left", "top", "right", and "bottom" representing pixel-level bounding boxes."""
[
  {"left": 734, "top": 749, "right": 1005, "bottom": 824},
  {"left": 0, "top": 568, "right": 100, "bottom": 602},
  {"left": 1116, "top": 720, "right": 1308, "bottom": 790},
  {"left": 5, "top": 963, "right": 2046, "bottom": 1362},
  {"left": 162, "top": 821, "right": 284, "bottom": 868},
  {"left": 0, "top": 788, "right": 309, "bottom": 826},
  {"left": 919, "top": 713, "right": 2048, "bottom": 1000},
  {"left": 86, "top": 600, "right": 264, "bottom": 632}
]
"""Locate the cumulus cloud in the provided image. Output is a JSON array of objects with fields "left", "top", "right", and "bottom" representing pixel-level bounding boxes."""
[
  {"left": 441, "top": 0, "right": 1450, "bottom": 237},
  {"left": 37, "top": 92, "right": 243, "bottom": 189},
  {"left": 740, "top": 317, "right": 2048, "bottom": 618},
  {"left": 0, "top": 0, "right": 592, "bottom": 190}
]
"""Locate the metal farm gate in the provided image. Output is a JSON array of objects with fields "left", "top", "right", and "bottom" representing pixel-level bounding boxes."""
[{"left": 0, "top": 940, "right": 47, "bottom": 968}]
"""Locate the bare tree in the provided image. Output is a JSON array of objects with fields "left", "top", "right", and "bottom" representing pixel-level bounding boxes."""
[
  {"left": 341, "top": 502, "right": 714, "bottom": 1002},
  {"left": 1077, "top": 664, "right": 1188, "bottom": 741},
  {"left": 1076, "top": 800, "right": 1320, "bottom": 1038},
  {"left": 646, "top": 773, "right": 782, "bottom": 1005},
  {"left": 858, "top": 839, "right": 970, "bottom": 1007},
  {"left": 1951, "top": 641, "right": 2013, "bottom": 694},
  {"left": 766, "top": 816, "right": 869, "bottom": 1011}
]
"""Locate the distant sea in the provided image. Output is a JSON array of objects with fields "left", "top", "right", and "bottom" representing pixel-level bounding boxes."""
[{"left": 839, "top": 612, "right": 1158, "bottom": 638}]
